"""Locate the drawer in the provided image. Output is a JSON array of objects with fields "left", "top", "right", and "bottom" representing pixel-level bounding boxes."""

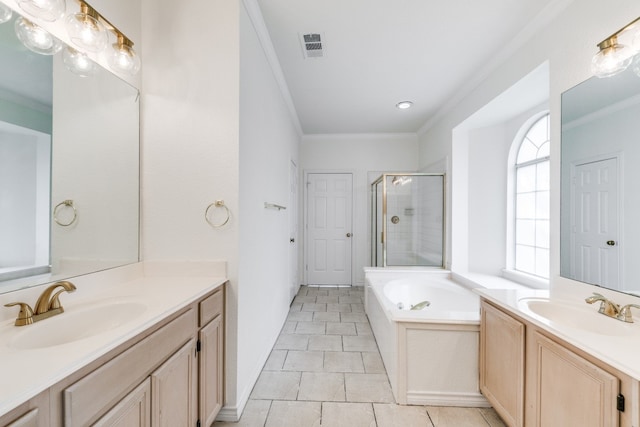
[
  {"left": 199, "top": 287, "right": 224, "bottom": 326},
  {"left": 64, "top": 308, "right": 196, "bottom": 427}
]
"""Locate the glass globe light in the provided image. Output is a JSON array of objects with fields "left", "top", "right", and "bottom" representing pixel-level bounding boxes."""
[
  {"left": 0, "top": 3, "right": 13, "bottom": 24},
  {"left": 16, "top": 0, "right": 65, "bottom": 22},
  {"left": 632, "top": 55, "right": 640, "bottom": 78},
  {"left": 14, "top": 16, "right": 62, "bottom": 55},
  {"left": 591, "top": 37, "right": 633, "bottom": 78},
  {"left": 62, "top": 46, "right": 97, "bottom": 77},
  {"left": 109, "top": 35, "right": 141, "bottom": 76},
  {"left": 65, "top": 9, "right": 108, "bottom": 52}
]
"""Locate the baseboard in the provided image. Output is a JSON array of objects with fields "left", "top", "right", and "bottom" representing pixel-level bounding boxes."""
[{"left": 406, "top": 391, "right": 491, "bottom": 407}]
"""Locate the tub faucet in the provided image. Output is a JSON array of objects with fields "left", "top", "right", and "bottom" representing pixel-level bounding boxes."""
[
  {"left": 585, "top": 292, "right": 620, "bottom": 318},
  {"left": 4, "top": 281, "right": 77, "bottom": 326}
]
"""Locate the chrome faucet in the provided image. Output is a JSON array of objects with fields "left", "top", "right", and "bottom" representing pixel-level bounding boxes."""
[
  {"left": 617, "top": 304, "right": 640, "bottom": 323},
  {"left": 4, "top": 281, "right": 77, "bottom": 326},
  {"left": 585, "top": 292, "right": 620, "bottom": 318}
]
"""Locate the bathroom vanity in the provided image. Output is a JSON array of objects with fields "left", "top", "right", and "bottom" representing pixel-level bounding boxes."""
[
  {"left": 0, "top": 262, "right": 226, "bottom": 427},
  {"left": 478, "top": 290, "right": 640, "bottom": 427}
]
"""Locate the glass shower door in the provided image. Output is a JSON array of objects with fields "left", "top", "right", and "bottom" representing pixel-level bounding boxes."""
[{"left": 371, "top": 173, "right": 444, "bottom": 268}]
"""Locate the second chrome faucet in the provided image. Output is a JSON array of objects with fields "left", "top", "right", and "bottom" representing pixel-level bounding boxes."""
[
  {"left": 585, "top": 292, "right": 640, "bottom": 323},
  {"left": 4, "top": 281, "right": 77, "bottom": 326}
]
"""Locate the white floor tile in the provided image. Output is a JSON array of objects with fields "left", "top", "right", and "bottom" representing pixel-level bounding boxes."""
[
  {"left": 344, "top": 373, "right": 395, "bottom": 403},
  {"left": 374, "top": 403, "right": 432, "bottom": 427},
  {"left": 266, "top": 401, "right": 321, "bottom": 427},
  {"left": 251, "top": 371, "right": 301, "bottom": 400},
  {"left": 298, "top": 372, "right": 346, "bottom": 402},
  {"left": 308, "top": 335, "right": 343, "bottom": 351},
  {"left": 320, "top": 402, "right": 376, "bottom": 427},
  {"left": 324, "top": 351, "right": 364, "bottom": 373},
  {"left": 283, "top": 350, "right": 325, "bottom": 372}
]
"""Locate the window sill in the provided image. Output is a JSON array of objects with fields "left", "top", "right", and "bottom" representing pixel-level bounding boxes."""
[{"left": 501, "top": 269, "right": 549, "bottom": 290}]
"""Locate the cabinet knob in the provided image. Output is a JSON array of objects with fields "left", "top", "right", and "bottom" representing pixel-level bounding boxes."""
[
  {"left": 606, "top": 240, "right": 616, "bottom": 246},
  {"left": 346, "top": 233, "right": 352, "bottom": 238}
]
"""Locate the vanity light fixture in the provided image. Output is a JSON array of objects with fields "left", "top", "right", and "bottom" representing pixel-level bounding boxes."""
[
  {"left": 108, "top": 32, "right": 140, "bottom": 76},
  {"left": 592, "top": 16, "right": 640, "bottom": 78},
  {"left": 396, "top": 101, "right": 413, "bottom": 110},
  {"left": 0, "top": 2, "right": 13, "bottom": 24},
  {"left": 14, "top": 16, "right": 62, "bottom": 55},
  {"left": 62, "top": 46, "right": 96, "bottom": 76},
  {"left": 16, "top": 0, "right": 65, "bottom": 22},
  {"left": 64, "top": 0, "right": 108, "bottom": 52}
]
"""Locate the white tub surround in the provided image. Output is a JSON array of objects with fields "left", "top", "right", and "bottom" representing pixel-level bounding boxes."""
[
  {"left": 0, "top": 261, "right": 226, "bottom": 421},
  {"left": 364, "top": 268, "right": 489, "bottom": 407}
]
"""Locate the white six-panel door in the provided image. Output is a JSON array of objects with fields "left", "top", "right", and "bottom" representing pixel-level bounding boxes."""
[
  {"left": 306, "top": 173, "right": 353, "bottom": 285},
  {"left": 571, "top": 157, "right": 619, "bottom": 289}
]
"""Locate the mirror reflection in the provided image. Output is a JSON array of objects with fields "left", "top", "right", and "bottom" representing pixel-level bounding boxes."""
[
  {"left": 561, "top": 69, "right": 640, "bottom": 295},
  {"left": 0, "top": 11, "right": 139, "bottom": 292}
]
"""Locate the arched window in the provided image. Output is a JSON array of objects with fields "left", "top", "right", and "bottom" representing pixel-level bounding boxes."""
[{"left": 514, "top": 113, "right": 550, "bottom": 279}]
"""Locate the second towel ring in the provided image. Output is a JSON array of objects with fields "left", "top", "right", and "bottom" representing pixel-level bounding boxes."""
[
  {"left": 205, "top": 200, "right": 230, "bottom": 228},
  {"left": 54, "top": 200, "right": 77, "bottom": 227}
]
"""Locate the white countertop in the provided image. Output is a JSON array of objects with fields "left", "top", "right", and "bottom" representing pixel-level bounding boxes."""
[
  {"left": 475, "top": 287, "right": 640, "bottom": 381},
  {"left": 0, "top": 262, "right": 226, "bottom": 418}
]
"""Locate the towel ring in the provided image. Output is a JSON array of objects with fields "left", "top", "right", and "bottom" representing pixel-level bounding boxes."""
[
  {"left": 53, "top": 200, "right": 77, "bottom": 227},
  {"left": 205, "top": 200, "right": 230, "bottom": 228}
]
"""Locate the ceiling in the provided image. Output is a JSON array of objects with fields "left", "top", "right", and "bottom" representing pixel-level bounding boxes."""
[{"left": 256, "top": 0, "right": 559, "bottom": 135}]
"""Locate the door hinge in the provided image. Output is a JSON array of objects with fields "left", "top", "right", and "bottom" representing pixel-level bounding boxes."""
[
  {"left": 617, "top": 394, "right": 625, "bottom": 412},
  {"left": 196, "top": 340, "right": 201, "bottom": 354}
]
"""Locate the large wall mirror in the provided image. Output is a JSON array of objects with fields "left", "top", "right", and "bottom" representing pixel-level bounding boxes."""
[
  {"left": 561, "top": 69, "right": 640, "bottom": 296},
  {"left": 0, "top": 10, "right": 139, "bottom": 293}
]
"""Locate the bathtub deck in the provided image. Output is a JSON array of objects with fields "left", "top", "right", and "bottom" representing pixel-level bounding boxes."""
[{"left": 213, "top": 286, "right": 505, "bottom": 427}]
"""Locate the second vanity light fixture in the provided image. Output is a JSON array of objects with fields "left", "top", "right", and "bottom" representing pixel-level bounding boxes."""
[
  {"left": 592, "top": 16, "right": 640, "bottom": 78},
  {"left": 6, "top": 0, "right": 140, "bottom": 76}
]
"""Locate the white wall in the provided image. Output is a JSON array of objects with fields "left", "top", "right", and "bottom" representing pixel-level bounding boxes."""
[
  {"left": 418, "top": 0, "right": 640, "bottom": 303},
  {"left": 141, "top": 0, "right": 242, "bottom": 414},
  {"left": 301, "top": 133, "right": 419, "bottom": 285},
  {"left": 237, "top": 1, "right": 300, "bottom": 416},
  {"left": 463, "top": 104, "right": 548, "bottom": 276},
  {"left": 141, "top": 0, "right": 301, "bottom": 419}
]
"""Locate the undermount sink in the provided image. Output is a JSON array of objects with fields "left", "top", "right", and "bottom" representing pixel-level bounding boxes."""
[
  {"left": 7, "top": 300, "right": 147, "bottom": 350},
  {"left": 517, "top": 298, "right": 636, "bottom": 337}
]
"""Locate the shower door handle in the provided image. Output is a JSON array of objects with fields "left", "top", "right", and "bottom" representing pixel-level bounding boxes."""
[{"left": 346, "top": 233, "right": 352, "bottom": 238}]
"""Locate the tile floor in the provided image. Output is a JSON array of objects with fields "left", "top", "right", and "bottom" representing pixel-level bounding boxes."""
[{"left": 214, "top": 286, "right": 506, "bottom": 427}]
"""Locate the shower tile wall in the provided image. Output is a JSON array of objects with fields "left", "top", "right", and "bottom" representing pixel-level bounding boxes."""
[
  {"left": 416, "top": 177, "right": 444, "bottom": 266},
  {"left": 386, "top": 183, "right": 414, "bottom": 265}
]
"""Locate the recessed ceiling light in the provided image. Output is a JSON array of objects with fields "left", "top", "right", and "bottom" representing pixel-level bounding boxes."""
[{"left": 396, "top": 101, "right": 413, "bottom": 110}]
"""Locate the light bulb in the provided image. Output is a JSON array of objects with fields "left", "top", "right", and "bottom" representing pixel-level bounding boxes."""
[
  {"left": 108, "top": 37, "right": 140, "bottom": 76},
  {"left": 62, "top": 46, "right": 97, "bottom": 77},
  {"left": 0, "top": 3, "right": 13, "bottom": 24},
  {"left": 16, "top": 0, "right": 65, "bottom": 22},
  {"left": 396, "top": 101, "right": 413, "bottom": 109},
  {"left": 591, "top": 38, "right": 633, "bottom": 78},
  {"left": 14, "top": 16, "right": 62, "bottom": 55},
  {"left": 65, "top": 10, "right": 108, "bottom": 52}
]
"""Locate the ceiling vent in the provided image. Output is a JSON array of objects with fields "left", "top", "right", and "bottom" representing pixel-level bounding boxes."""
[{"left": 300, "top": 33, "right": 325, "bottom": 59}]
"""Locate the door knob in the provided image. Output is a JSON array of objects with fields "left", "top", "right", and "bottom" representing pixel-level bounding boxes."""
[
  {"left": 290, "top": 238, "right": 295, "bottom": 243},
  {"left": 606, "top": 240, "right": 616, "bottom": 246},
  {"left": 346, "top": 233, "right": 352, "bottom": 238}
]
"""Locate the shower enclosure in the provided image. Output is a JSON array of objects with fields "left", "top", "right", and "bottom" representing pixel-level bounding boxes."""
[{"left": 371, "top": 173, "right": 445, "bottom": 267}]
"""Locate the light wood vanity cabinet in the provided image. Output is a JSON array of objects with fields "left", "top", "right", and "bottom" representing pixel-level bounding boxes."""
[
  {"left": 0, "top": 392, "right": 49, "bottom": 427},
  {"left": 480, "top": 299, "right": 636, "bottom": 427},
  {"left": 0, "top": 283, "right": 225, "bottom": 427},
  {"left": 480, "top": 301, "right": 525, "bottom": 427}
]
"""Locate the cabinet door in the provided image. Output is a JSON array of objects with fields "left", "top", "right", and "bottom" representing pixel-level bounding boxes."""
[
  {"left": 199, "top": 314, "right": 224, "bottom": 426},
  {"left": 4, "top": 409, "right": 38, "bottom": 427},
  {"left": 93, "top": 379, "right": 151, "bottom": 427},
  {"left": 151, "top": 339, "right": 197, "bottom": 427},
  {"left": 534, "top": 332, "right": 619, "bottom": 427},
  {"left": 480, "top": 301, "right": 525, "bottom": 427}
]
